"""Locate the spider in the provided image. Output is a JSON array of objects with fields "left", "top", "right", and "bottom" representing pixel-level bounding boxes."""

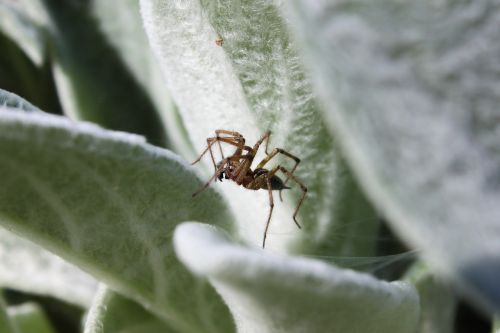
[{"left": 191, "top": 129, "right": 307, "bottom": 248}]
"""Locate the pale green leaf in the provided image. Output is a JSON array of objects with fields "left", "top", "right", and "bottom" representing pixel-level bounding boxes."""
[
  {"left": 0, "top": 90, "right": 39, "bottom": 112},
  {"left": 0, "top": 35, "right": 63, "bottom": 114},
  {"left": 140, "top": 0, "right": 379, "bottom": 256},
  {"left": 405, "top": 261, "right": 457, "bottom": 333},
  {"left": 0, "top": 1, "right": 45, "bottom": 66},
  {"left": 0, "top": 226, "right": 98, "bottom": 308},
  {"left": 0, "top": 296, "right": 19, "bottom": 333},
  {"left": 286, "top": 0, "right": 500, "bottom": 312},
  {"left": 91, "top": 0, "right": 194, "bottom": 159},
  {"left": 84, "top": 285, "right": 175, "bottom": 333},
  {"left": 39, "top": 0, "right": 168, "bottom": 147},
  {"left": 174, "top": 222, "right": 420, "bottom": 333},
  {"left": 8, "top": 303, "right": 55, "bottom": 333},
  {"left": 0, "top": 109, "right": 234, "bottom": 332}
]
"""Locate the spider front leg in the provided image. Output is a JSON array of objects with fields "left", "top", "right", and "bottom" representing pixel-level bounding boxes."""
[
  {"left": 214, "top": 129, "right": 245, "bottom": 160},
  {"left": 192, "top": 158, "right": 229, "bottom": 197},
  {"left": 192, "top": 154, "right": 253, "bottom": 197},
  {"left": 252, "top": 130, "right": 271, "bottom": 153},
  {"left": 191, "top": 136, "right": 252, "bottom": 170}
]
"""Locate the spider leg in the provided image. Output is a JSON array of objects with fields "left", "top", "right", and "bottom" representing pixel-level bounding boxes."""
[
  {"left": 263, "top": 131, "right": 272, "bottom": 155},
  {"left": 191, "top": 138, "right": 217, "bottom": 166},
  {"left": 276, "top": 166, "right": 307, "bottom": 228},
  {"left": 191, "top": 137, "right": 252, "bottom": 166},
  {"left": 207, "top": 137, "right": 250, "bottom": 174},
  {"left": 255, "top": 148, "right": 301, "bottom": 202},
  {"left": 215, "top": 130, "right": 246, "bottom": 158},
  {"left": 262, "top": 176, "right": 274, "bottom": 248},
  {"left": 207, "top": 138, "right": 218, "bottom": 171},
  {"left": 244, "top": 173, "right": 274, "bottom": 248},
  {"left": 252, "top": 130, "right": 271, "bottom": 153},
  {"left": 256, "top": 148, "right": 300, "bottom": 172},
  {"left": 192, "top": 154, "right": 254, "bottom": 196},
  {"left": 232, "top": 130, "right": 271, "bottom": 184},
  {"left": 215, "top": 129, "right": 245, "bottom": 137},
  {"left": 234, "top": 158, "right": 253, "bottom": 184},
  {"left": 192, "top": 158, "right": 229, "bottom": 197}
]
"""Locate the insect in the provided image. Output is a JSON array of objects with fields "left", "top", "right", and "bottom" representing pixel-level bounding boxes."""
[{"left": 191, "top": 130, "right": 307, "bottom": 248}]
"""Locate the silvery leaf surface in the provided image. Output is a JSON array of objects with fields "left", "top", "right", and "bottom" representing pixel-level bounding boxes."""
[
  {"left": 140, "top": 0, "right": 380, "bottom": 257},
  {"left": 7, "top": 303, "right": 55, "bottom": 333},
  {"left": 285, "top": 0, "right": 500, "bottom": 312},
  {"left": 0, "top": 226, "right": 98, "bottom": 308},
  {"left": 84, "top": 285, "right": 176, "bottom": 333},
  {"left": 174, "top": 222, "right": 420, "bottom": 333},
  {"left": 0, "top": 108, "right": 234, "bottom": 332}
]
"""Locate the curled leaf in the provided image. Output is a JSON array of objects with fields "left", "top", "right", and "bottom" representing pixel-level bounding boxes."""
[
  {"left": 0, "top": 109, "right": 234, "bottom": 332},
  {"left": 174, "top": 222, "right": 419, "bottom": 333},
  {"left": 286, "top": 0, "right": 500, "bottom": 312}
]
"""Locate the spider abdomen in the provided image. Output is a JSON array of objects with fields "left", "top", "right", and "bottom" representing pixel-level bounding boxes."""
[{"left": 269, "top": 175, "right": 290, "bottom": 190}]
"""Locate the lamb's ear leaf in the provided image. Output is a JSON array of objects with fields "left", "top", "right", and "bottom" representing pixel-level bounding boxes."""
[
  {"left": 405, "top": 261, "right": 457, "bottom": 333},
  {"left": 38, "top": 0, "right": 167, "bottom": 147},
  {"left": 140, "top": 0, "right": 380, "bottom": 257},
  {"left": 0, "top": 29, "right": 63, "bottom": 115},
  {"left": 0, "top": 296, "right": 18, "bottom": 333},
  {"left": 0, "top": 90, "right": 39, "bottom": 112},
  {"left": 8, "top": 303, "right": 56, "bottom": 333},
  {"left": 285, "top": 0, "right": 500, "bottom": 313},
  {"left": 174, "top": 222, "right": 419, "bottom": 333},
  {"left": 0, "top": 226, "right": 98, "bottom": 308},
  {"left": 0, "top": 109, "right": 234, "bottom": 332},
  {"left": 90, "top": 0, "right": 194, "bottom": 159},
  {"left": 84, "top": 286, "right": 176, "bottom": 333},
  {"left": 0, "top": 1, "right": 45, "bottom": 66}
]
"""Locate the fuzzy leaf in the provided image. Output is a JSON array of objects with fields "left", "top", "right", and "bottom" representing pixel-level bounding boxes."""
[
  {"left": 0, "top": 90, "right": 39, "bottom": 112},
  {"left": 0, "top": 296, "right": 18, "bottom": 333},
  {"left": 8, "top": 303, "right": 55, "bottom": 333},
  {"left": 91, "top": 0, "right": 194, "bottom": 159},
  {"left": 38, "top": 0, "right": 168, "bottom": 147},
  {"left": 140, "top": 0, "right": 379, "bottom": 256},
  {"left": 405, "top": 261, "right": 457, "bottom": 333},
  {"left": 0, "top": 226, "right": 98, "bottom": 308},
  {"left": 0, "top": 33, "right": 64, "bottom": 115},
  {"left": 286, "top": 0, "right": 500, "bottom": 312},
  {"left": 0, "top": 1, "right": 45, "bottom": 66},
  {"left": 0, "top": 109, "right": 234, "bottom": 332},
  {"left": 84, "top": 285, "right": 175, "bottom": 333},
  {"left": 174, "top": 222, "right": 419, "bottom": 333}
]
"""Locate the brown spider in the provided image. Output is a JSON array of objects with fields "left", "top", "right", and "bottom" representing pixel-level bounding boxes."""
[{"left": 191, "top": 129, "right": 307, "bottom": 248}]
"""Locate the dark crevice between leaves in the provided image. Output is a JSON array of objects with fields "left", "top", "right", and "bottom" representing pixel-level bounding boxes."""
[
  {"left": 453, "top": 297, "right": 492, "bottom": 333},
  {"left": 373, "top": 219, "right": 415, "bottom": 281},
  {"left": 41, "top": 0, "right": 169, "bottom": 148},
  {"left": 3, "top": 289, "right": 84, "bottom": 333},
  {"left": 0, "top": 31, "right": 63, "bottom": 115}
]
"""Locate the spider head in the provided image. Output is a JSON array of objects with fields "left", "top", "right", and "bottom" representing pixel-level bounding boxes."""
[
  {"left": 269, "top": 175, "right": 291, "bottom": 190},
  {"left": 216, "top": 160, "right": 230, "bottom": 182}
]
